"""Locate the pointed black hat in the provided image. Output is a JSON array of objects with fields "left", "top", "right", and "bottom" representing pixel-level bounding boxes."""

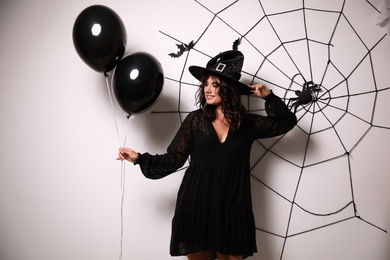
[{"left": 189, "top": 49, "right": 251, "bottom": 95}]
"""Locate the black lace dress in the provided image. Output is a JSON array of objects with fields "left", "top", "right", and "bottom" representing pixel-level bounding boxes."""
[{"left": 135, "top": 92, "right": 297, "bottom": 258}]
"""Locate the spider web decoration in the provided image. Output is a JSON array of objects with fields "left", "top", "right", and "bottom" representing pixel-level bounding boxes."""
[{"left": 153, "top": 0, "right": 389, "bottom": 258}]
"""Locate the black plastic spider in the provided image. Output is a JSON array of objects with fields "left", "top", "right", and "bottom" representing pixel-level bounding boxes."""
[{"left": 288, "top": 81, "right": 322, "bottom": 113}]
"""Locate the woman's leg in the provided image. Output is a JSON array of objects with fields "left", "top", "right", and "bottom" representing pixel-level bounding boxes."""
[
  {"left": 216, "top": 252, "right": 242, "bottom": 260},
  {"left": 187, "top": 250, "right": 212, "bottom": 260}
]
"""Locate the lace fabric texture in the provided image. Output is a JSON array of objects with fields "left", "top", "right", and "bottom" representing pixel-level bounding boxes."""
[{"left": 137, "top": 93, "right": 296, "bottom": 258}]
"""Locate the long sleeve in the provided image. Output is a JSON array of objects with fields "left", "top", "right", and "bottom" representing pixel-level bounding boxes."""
[
  {"left": 249, "top": 91, "right": 297, "bottom": 139},
  {"left": 135, "top": 112, "right": 195, "bottom": 179}
]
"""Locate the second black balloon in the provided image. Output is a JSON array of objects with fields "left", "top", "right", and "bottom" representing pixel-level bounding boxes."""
[{"left": 113, "top": 52, "right": 164, "bottom": 115}]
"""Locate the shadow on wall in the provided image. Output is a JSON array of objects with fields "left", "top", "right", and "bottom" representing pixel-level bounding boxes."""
[
  {"left": 251, "top": 145, "right": 280, "bottom": 260},
  {"left": 140, "top": 94, "right": 182, "bottom": 146},
  {"left": 250, "top": 130, "right": 310, "bottom": 260}
]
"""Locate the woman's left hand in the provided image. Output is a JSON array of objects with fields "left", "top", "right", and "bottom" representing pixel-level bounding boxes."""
[{"left": 250, "top": 83, "right": 271, "bottom": 98}]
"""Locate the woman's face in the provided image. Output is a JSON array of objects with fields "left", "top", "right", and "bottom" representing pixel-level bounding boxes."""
[{"left": 203, "top": 76, "right": 222, "bottom": 107}]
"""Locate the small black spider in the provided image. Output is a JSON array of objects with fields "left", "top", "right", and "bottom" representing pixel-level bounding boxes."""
[{"left": 288, "top": 81, "right": 322, "bottom": 113}]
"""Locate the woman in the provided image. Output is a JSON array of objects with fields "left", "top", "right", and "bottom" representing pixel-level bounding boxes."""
[{"left": 117, "top": 49, "right": 297, "bottom": 260}]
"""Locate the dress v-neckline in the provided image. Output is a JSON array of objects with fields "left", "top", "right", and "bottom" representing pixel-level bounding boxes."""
[{"left": 211, "top": 120, "right": 229, "bottom": 144}]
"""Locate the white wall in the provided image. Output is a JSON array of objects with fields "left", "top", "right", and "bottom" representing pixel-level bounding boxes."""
[{"left": 0, "top": 0, "right": 389, "bottom": 259}]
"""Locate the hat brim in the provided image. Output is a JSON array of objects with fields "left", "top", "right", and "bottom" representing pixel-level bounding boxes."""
[{"left": 189, "top": 66, "right": 252, "bottom": 95}]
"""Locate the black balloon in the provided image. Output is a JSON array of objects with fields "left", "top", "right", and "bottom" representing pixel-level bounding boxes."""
[
  {"left": 113, "top": 52, "right": 164, "bottom": 114},
  {"left": 73, "top": 5, "right": 126, "bottom": 73}
]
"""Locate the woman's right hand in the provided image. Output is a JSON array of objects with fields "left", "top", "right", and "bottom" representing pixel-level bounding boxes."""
[
  {"left": 117, "top": 147, "right": 139, "bottom": 163},
  {"left": 250, "top": 83, "right": 271, "bottom": 98}
]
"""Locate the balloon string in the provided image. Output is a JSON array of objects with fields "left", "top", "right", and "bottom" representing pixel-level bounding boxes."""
[
  {"left": 119, "top": 160, "right": 126, "bottom": 260},
  {"left": 118, "top": 116, "right": 133, "bottom": 260},
  {"left": 104, "top": 74, "right": 122, "bottom": 147},
  {"left": 104, "top": 74, "right": 134, "bottom": 260},
  {"left": 123, "top": 114, "right": 133, "bottom": 147}
]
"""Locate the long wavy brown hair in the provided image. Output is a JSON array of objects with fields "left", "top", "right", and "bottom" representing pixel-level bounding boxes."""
[{"left": 196, "top": 74, "right": 247, "bottom": 133}]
